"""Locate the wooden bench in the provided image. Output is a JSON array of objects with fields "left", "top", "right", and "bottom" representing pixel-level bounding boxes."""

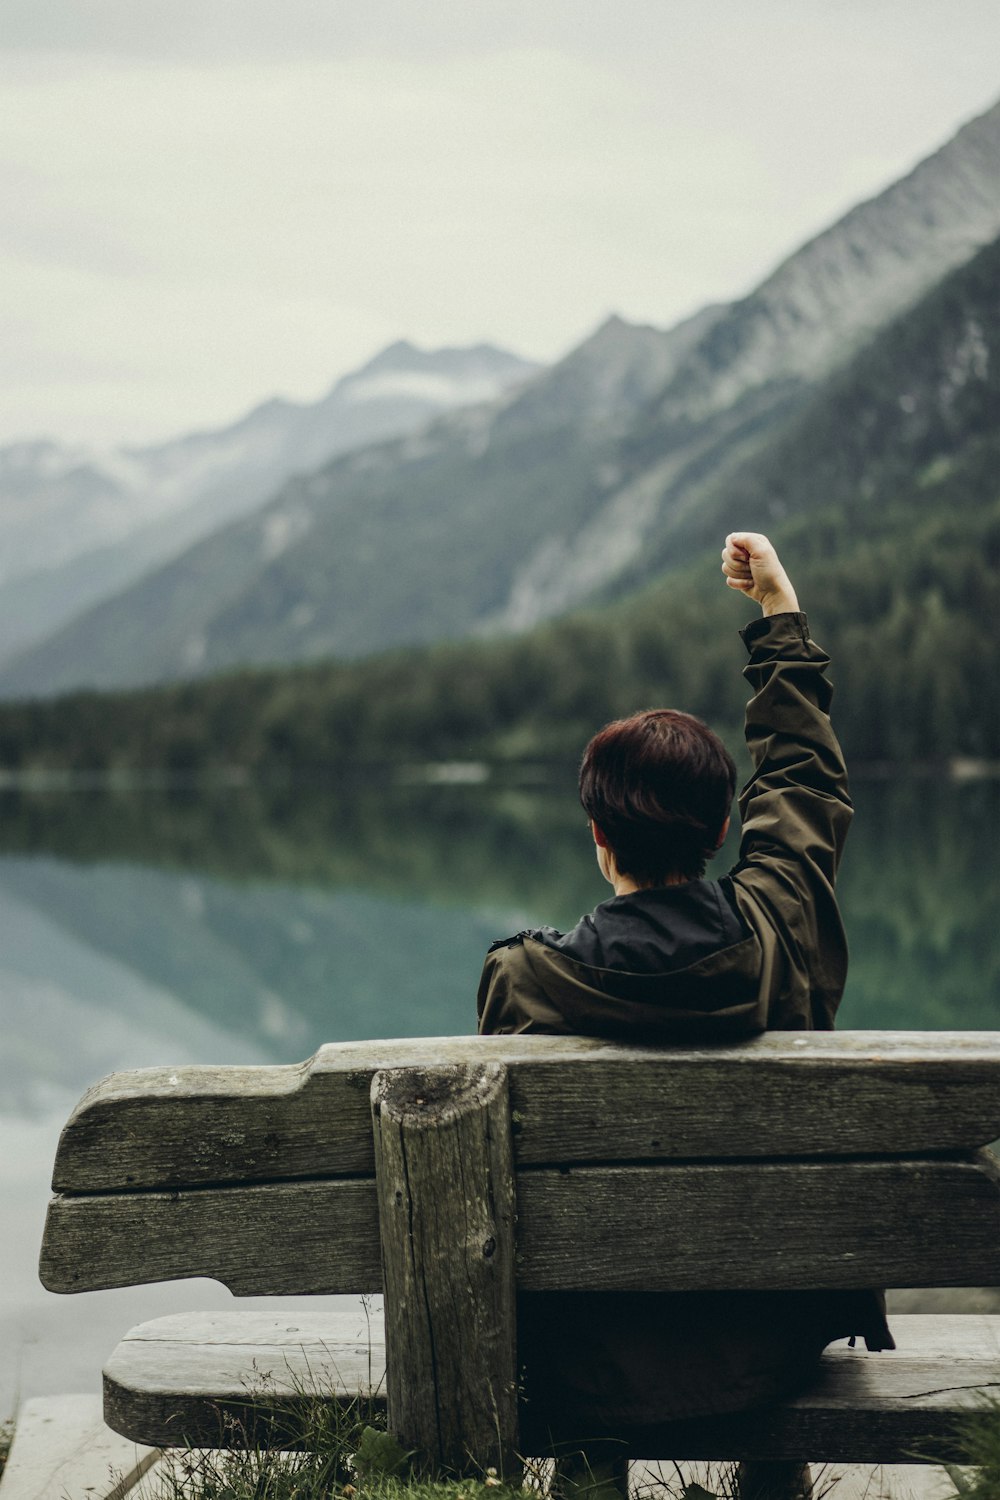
[{"left": 39, "top": 1032, "right": 1000, "bottom": 1480}]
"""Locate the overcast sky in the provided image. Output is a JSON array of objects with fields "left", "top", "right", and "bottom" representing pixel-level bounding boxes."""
[{"left": 2, "top": 0, "right": 999, "bottom": 448}]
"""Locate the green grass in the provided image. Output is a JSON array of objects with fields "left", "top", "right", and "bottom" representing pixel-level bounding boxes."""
[
  {"left": 121, "top": 1382, "right": 847, "bottom": 1500},
  {"left": 97, "top": 1374, "right": 1000, "bottom": 1500},
  {"left": 130, "top": 1389, "right": 536, "bottom": 1500},
  {"left": 944, "top": 1399, "right": 1000, "bottom": 1500}
]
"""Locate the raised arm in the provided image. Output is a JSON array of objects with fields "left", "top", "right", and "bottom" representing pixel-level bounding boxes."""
[
  {"left": 721, "top": 530, "right": 799, "bottom": 616},
  {"left": 721, "top": 533, "right": 852, "bottom": 1029}
]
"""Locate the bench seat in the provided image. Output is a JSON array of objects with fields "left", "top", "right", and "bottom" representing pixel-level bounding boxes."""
[
  {"left": 42, "top": 1037, "right": 1000, "bottom": 1477},
  {"left": 103, "top": 1310, "right": 1000, "bottom": 1465}
]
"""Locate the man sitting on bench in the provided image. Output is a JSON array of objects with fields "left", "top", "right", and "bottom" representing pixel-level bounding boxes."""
[{"left": 477, "top": 532, "right": 894, "bottom": 1494}]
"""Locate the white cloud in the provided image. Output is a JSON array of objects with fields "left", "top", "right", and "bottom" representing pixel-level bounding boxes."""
[{"left": 0, "top": 4, "right": 999, "bottom": 445}]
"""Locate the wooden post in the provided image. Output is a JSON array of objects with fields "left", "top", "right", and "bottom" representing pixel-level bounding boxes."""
[{"left": 371, "top": 1063, "right": 519, "bottom": 1480}]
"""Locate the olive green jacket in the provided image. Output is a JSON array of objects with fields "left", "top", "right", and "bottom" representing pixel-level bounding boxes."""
[
  {"left": 478, "top": 612, "right": 851, "bottom": 1041},
  {"left": 477, "top": 613, "right": 892, "bottom": 1429}
]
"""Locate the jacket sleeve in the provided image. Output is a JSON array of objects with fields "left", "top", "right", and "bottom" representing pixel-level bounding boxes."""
[
  {"left": 477, "top": 945, "right": 565, "bottom": 1036},
  {"left": 729, "top": 612, "right": 852, "bottom": 1029}
]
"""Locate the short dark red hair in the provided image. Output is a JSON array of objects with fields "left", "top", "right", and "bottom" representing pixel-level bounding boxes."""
[{"left": 579, "top": 709, "right": 737, "bottom": 884}]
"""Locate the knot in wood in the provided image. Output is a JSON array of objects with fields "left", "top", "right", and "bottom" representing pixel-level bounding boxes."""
[{"left": 371, "top": 1062, "right": 506, "bottom": 1127}]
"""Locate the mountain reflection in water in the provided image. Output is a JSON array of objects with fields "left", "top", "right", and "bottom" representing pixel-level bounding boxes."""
[
  {"left": 0, "top": 774, "right": 996, "bottom": 1106},
  {"left": 0, "top": 773, "right": 997, "bottom": 1411}
]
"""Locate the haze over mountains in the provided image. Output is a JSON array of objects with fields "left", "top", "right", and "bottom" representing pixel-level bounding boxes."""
[
  {"left": 3, "top": 96, "right": 999, "bottom": 699},
  {"left": 0, "top": 341, "right": 537, "bottom": 669},
  {"left": 7, "top": 198, "right": 996, "bottom": 774}
]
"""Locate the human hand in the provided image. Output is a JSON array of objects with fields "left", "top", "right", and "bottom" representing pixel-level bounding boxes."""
[{"left": 721, "top": 532, "right": 800, "bottom": 617}]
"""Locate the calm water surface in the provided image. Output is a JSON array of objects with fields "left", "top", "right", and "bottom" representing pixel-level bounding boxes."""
[{"left": 1, "top": 775, "right": 997, "bottom": 1410}]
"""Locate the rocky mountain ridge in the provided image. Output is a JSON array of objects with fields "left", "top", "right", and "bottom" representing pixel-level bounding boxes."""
[
  {"left": 4, "top": 96, "right": 999, "bottom": 696},
  {"left": 655, "top": 96, "right": 1000, "bottom": 419},
  {"left": 0, "top": 340, "right": 538, "bottom": 664},
  {"left": 499, "top": 95, "right": 1000, "bottom": 627},
  {"left": 0, "top": 308, "right": 712, "bottom": 692},
  {"left": 5, "top": 214, "right": 997, "bottom": 767}
]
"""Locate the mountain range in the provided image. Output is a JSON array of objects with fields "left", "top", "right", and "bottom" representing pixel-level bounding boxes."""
[
  {"left": 0, "top": 340, "right": 537, "bottom": 671},
  {"left": 3, "top": 176, "right": 997, "bottom": 771},
  {"left": 1, "top": 95, "right": 999, "bottom": 701}
]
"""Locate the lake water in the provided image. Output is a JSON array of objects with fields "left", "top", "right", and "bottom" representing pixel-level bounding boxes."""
[{"left": 1, "top": 773, "right": 998, "bottom": 1414}]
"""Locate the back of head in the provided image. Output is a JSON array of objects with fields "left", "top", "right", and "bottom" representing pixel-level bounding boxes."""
[{"left": 579, "top": 709, "right": 737, "bottom": 885}]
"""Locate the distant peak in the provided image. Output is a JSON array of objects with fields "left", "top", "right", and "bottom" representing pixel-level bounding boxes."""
[
  {"left": 379, "top": 339, "right": 419, "bottom": 359},
  {"left": 564, "top": 312, "right": 660, "bottom": 362},
  {"left": 333, "top": 339, "right": 538, "bottom": 394},
  {"left": 588, "top": 311, "right": 669, "bottom": 343}
]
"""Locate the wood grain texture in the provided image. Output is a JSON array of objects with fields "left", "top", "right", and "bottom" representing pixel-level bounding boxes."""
[
  {"left": 102, "top": 1311, "right": 1000, "bottom": 1463},
  {"left": 50, "top": 1032, "right": 1000, "bottom": 1193},
  {"left": 40, "top": 1179, "right": 381, "bottom": 1294},
  {"left": 515, "top": 1151, "right": 1000, "bottom": 1291},
  {"left": 372, "top": 1063, "right": 519, "bottom": 1478},
  {"left": 532, "top": 1342, "right": 1000, "bottom": 1463},
  {"left": 104, "top": 1310, "right": 386, "bottom": 1448},
  {"left": 41, "top": 1152, "right": 1000, "bottom": 1295}
]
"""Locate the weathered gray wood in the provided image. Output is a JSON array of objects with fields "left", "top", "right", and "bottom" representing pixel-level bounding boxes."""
[
  {"left": 104, "top": 1310, "right": 386, "bottom": 1448},
  {"left": 41, "top": 1151, "right": 1000, "bottom": 1295},
  {"left": 49, "top": 1032, "right": 1000, "bottom": 1193},
  {"left": 869, "top": 1313, "right": 1000, "bottom": 1357},
  {"left": 534, "top": 1335, "right": 1000, "bottom": 1463},
  {"left": 44, "top": 1032, "right": 1000, "bottom": 1479},
  {"left": 102, "top": 1311, "right": 1000, "bottom": 1464},
  {"left": 40, "top": 1178, "right": 381, "bottom": 1294},
  {"left": 515, "top": 1151, "right": 1000, "bottom": 1291},
  {"left": 372, "top": 1063, "right": 519, "bottom": 1479}
]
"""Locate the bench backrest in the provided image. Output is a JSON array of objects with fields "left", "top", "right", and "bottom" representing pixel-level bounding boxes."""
[{"left": 40, "top": 1030, "right": 1000, "bottom": 1298}]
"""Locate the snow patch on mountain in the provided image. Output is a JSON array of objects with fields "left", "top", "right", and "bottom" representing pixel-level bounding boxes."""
[
  {"left": 260, "top": 505, "right": 313, "bottom": 563},
  {"left": 0, "top": 338, "right": 539, "bottom": 657},
  {"left": 341, "top": 369, "right": 523, "bottom": 407}
]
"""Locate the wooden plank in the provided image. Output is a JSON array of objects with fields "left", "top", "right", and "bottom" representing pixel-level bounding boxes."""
[
  {"left": 535, "top": 1340, "right": 1000, "bottom": 1463},
  {"left": 872, "top": 1313, "right": 1000, "bottom": 1358},
  {"left": 515, "top": 1152, "right": 1000, "bottom": 1291},
  {"left": 372, "top": 1064, "right": 519, "bottom": 1477},
  {"left": 104, "top": 1310, "right": 386, "bottom": 1448},
  {"left": 42, "top": 1152, "right": 1000, "bottom": 1296},
  {"left": 102, "top": 1312, "right": 1000, "bottom": 1464},
  {"left": 50, "top": 1032, "right": 1000, "bottom": 1193},
  {"left": 40, "top": 1178, "right": 381, "bottom": 1295}
]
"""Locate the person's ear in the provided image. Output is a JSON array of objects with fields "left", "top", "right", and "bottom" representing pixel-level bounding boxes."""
[
  {"left": 590, "top": 819, "right": 609, "bottom": 848},
  {"left": 714, "top": 815, "right": 731, "bottom": 850}
]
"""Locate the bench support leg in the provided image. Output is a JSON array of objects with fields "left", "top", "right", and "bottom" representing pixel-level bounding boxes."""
[{"left": 372, "top": 1062, "right": 519, "bottom": 1481}]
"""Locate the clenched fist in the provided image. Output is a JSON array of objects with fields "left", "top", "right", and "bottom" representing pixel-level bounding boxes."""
[{"left": 721, "top": 533, "right": 800, "bottom": 617}]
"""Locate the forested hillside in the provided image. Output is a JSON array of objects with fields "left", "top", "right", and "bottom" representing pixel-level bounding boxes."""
[
  {"left": 0, "top": 341, "right": 538, "bottom": 670},
  {"left": 5, "top": 98, "right": 999, "bottom": 699},
  {"left": 0, "top": 308, "right": 719, "bottom": 695},
  {"left": 1, "top": 229, "right": 997, "bottom": 771}
]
